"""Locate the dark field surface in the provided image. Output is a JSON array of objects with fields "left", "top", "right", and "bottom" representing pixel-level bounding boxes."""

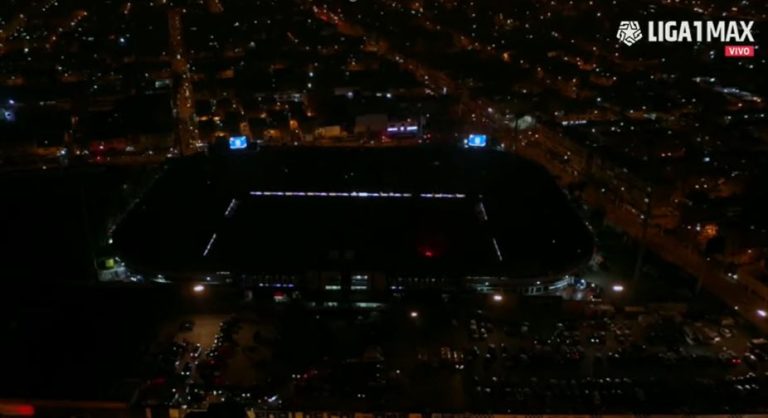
[{"left": 115, "top": 146, "right": 593, "bottom": 278}]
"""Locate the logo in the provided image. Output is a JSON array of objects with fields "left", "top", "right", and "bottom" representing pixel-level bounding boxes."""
[
  {"left": 646, "top": 21, "right": 754, "bottom": 43},
  {"left": 617, "top": 21, "right": 643, "bottom": 46},
  {"left": 617, "top": 20, "right": 757, "bottom": 57},
  {"left": 724, "top": 45, "right": 755, "bottom": 57}
]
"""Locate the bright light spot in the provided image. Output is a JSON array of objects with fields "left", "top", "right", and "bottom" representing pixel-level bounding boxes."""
[
  {"left": 758, "top": 309, "right": 767, "bottom": 318},
  {"left": 493, "top": 294, "right": 503, "bottom": 302},
  {"left": 193, "top": 284, "right": 205, "bottom": 293},
  {"left": 409, "top": 311, "right": 419, "bottom": 318},
  {"left": 229, "top": 136, "right": 247, "bottom": 150},
  {"left": 612, "top": 284, "right": 624, "bottom": 293},
  {"left": 466, "top": 133, "right": 488, "bottom": 148}
]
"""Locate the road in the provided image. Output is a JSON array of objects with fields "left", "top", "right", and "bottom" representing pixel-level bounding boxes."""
[{"left": 167, "top": 7, "right": 199, "bottom": 155}]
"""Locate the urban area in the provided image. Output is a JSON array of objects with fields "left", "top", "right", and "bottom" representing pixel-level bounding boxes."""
[{"left": 1, "top": 0, "right": 767, "bottom": 417}]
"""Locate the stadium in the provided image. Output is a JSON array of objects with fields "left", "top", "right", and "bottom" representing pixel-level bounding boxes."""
[{"left": 113, "top": 146, "right": 594, "bottom": 298}]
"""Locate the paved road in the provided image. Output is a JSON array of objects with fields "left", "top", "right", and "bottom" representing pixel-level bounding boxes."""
[{"left": 167, "top": 8, "right": 199, "bottom": 155}]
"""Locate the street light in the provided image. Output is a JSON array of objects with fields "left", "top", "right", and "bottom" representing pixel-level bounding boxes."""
[{"left": 193, "top": 284, "right": 205, "bottom": 294}]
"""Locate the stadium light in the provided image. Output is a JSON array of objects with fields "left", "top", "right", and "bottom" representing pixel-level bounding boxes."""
[
  {"left": 229, "top": 136, "right": 248, "bottom": 150},
  {"left": 465, "top": 133, "right": 488, "bottom": 148}
]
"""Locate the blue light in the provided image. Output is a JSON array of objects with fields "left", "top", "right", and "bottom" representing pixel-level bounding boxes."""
[
  {"left": 466, "top": 134, "right": 487, "bottom": 148},
  {"left": 229, "top": 136, "right": 248, "bottom": 150}
]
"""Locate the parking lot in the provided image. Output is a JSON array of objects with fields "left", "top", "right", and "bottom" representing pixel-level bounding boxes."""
[
  {"left": 127, "top": 223, "right": 768, "bottom": 413},
  {"left": 139, "top": 285, "right": 768, "bottom": 413}
]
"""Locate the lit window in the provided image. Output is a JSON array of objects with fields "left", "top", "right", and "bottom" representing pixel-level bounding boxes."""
[{"left": 351, "top": 274, "right": 369, "bottom": 291}]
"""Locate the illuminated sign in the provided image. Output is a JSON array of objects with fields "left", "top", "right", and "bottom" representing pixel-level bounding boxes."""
[
  {"left": 249, "top": 190, "right": 466, "bottom": 199},
  {"left": 466, "top": 134, "right": 487, "bottom": 148},
  {"left": 386, "top": 123, "right": 419, "bottom": 134},
  {"left": 229, "top": 136, "right": 248, "bottom": 150}
]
